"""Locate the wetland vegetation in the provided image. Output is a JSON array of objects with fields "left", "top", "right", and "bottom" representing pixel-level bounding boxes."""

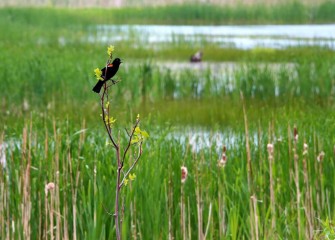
[{"left": 1, "top": 3, "right": 335, "bottom": 239}]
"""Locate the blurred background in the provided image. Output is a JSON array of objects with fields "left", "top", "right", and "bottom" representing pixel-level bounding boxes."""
[
  {"left": 1, "top": 0, "right": 335, "bottom": 239},
  {"left": 1, "top": 0, "right": 327, "bottom": 7}
]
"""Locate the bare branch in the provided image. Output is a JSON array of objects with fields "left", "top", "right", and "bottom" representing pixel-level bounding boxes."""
[
  {"left": 100, "top": 86, "right": 118, "bottom": 149},
  {"left": 106, "top": 79, "right": 120, "bottom": 89},
  {"left": 121, "top": 119, "right": 140, "bottom": 165},
  {"left": 125, "top": 128, "right": 131, "bottom": 137},
  {"left": 119, "top": 141, "right": 143, "bottom": 188}
]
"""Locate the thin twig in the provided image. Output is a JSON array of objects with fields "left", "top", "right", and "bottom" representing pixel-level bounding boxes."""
[
  {"left": 121, "top": 119, "right": 140, "bottom": 165},
  {"left": 106, "top": 79, "right": 120, "bottom": 89},
  {"left": 125, "top": 128, "right": 131, "bottom": 137},
  {"left": 119, "top": 141, "right": 143, "bottom": 188},
  {"left": 100, "top": 86, "right": 118, "bottom": 149}
]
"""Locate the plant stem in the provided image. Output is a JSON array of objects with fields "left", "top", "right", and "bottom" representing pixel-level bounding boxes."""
[
  {"left": 241, "top": 92, "right": 257, "bottom": 240},
  {"left": 293, "top": 127, "right": 301, "bottom": 239},
  {"left": 115, "top": 146, "right": 121, "bottom": 240}
]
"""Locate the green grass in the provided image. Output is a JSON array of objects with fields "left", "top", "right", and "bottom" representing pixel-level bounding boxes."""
[
  {"left": 1, "top": 113, "right": 335, "bottom": 239},
  {"left": 118, "top": 46, "right": 335, "bottom": 63},
  {"left": 1, "top": 7, "right": 335, "bottom": 65},
  {"left": 1, "top": 6, "right": 335, "bottom": 239},
  {"left": 1, "top": 42, "right": 335, "bottom": 129},
  {"left": 1, "top": 42, "right": 335, "bottom": 112},
  {"left": 2, "top": 1, "right": 335, "bottom": 25}
]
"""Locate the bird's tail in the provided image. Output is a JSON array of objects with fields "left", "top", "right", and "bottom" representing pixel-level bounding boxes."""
[{"left": 92, "top": 80, "right": 104, "bottom": 93}]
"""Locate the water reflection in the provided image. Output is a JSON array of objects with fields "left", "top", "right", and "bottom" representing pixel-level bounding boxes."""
[
  {"left": 91, "top": 24, "right": 335, "bottom": 49},
  {"left": 167, "top": 128, "right": 260, "bottom": 153}
]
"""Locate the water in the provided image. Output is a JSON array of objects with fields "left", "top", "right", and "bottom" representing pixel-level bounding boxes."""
[
  {"left": 0, "top": 143, "right": 6, "bottom": 169},
  {"left": 90, "top": 24, "right": 335, "bottom": 50},
  {"left": 166, "top": 127, "right": 269, "bottom": 153}
]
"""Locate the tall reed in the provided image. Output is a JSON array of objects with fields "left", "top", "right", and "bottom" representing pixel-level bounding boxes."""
[{"left": 1, "top": 113, "right": 335, "bottom": 238}]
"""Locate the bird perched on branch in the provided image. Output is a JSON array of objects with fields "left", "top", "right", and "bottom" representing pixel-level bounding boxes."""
[{"left": 92, "top": 58, "right": 122, "bottom": 93}]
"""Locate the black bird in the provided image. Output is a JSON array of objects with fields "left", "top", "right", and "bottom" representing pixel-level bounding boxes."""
[{"left": 92, "top": 58, "right": 122, "bottom": 93}]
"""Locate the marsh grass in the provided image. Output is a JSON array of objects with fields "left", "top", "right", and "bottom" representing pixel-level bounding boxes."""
[
  {"left": 1, "top": 5, "right": 335, "bottom": 239},
  {"left": 2, "top": 2, "right": 335, "bottom": 24},
  {"left": 1, "top": 114, "right": 335, "bottom": 239},
  {"left": 1, "top": 50, "right": 335, "bottom": 129},
  {"left": 1, "top": 8, "right": 334, "bottom": 114}
]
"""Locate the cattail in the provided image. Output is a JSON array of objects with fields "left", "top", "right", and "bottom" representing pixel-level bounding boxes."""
[
  {"left": 218, "top": 146, "right": 227, "bottom": 168},
  {"left": 23, "top": 98, "right": 30, "bottom": 112},
  {"left": 181, "top": 166, "right": 188, "bottom": 183},
  {"left": 45, "top": 182, "right": 55, "bottom": 196},
  {"left": 294, "top": 126, "right": 298, "bottom": 142},
  {"left": 317, "top": 151, "right": 325, "bottom": 162},
  {"left": 267, "top": 143, "right": 274, "bottom": 155},
  {"left": 303, "top": 143, "right": 308, "bottom": 156}
]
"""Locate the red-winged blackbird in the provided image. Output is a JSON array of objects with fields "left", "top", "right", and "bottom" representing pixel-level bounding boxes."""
[{"left": 92, "top": 58, "right": 122, "bottom": 93}]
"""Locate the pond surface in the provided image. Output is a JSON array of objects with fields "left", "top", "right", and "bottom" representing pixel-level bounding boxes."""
[
  {"left": 91, "top": 24, "right": 335, "bottom": 49},
  {"left": 168, "top": 128, "right": 245, "bottom": 153}
]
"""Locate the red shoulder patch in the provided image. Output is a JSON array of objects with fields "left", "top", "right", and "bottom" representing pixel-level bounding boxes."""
[{"left": 108, "top": 64, "right": 113, "bottom": 67}]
